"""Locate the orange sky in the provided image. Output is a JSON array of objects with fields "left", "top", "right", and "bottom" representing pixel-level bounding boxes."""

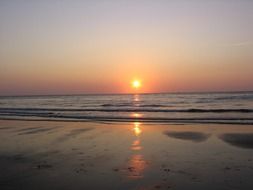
[{"left": 0, "top": 1, "right": 253, "bottom": 95}]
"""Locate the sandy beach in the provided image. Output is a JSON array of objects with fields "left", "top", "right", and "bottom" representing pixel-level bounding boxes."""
[{"left": 0, "top": 120, "right": 253, "bottom": 190}]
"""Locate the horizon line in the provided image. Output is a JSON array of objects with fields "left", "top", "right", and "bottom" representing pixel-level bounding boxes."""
[{"left": 0, "top": 90, "right": 253, "bottom": 97}]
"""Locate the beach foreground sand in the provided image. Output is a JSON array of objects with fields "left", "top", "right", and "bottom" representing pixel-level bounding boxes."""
[{"left": 0, "top": 120, "right": 253, "bottom": 190}]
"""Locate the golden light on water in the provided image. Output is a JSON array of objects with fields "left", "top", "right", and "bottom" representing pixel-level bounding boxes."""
[
  {"left": 131, "top": 122, "right": 142, "bottom": 150},
  {"left": 131, "top": 139, "right": 142, "bottom": 151},
  {"left": 133, "top": 122, "right": 142, "bottom": 137},
  {"left": 127, "top": 154, "right": 147, "bottom": 179},
  {"left": 133, "top": 94, "right": 139, "bottom": 102},
  {"left": 127, "top": 122, "right": 147, "bottom": 179},
  {"left": 132, "top": 113, "right": 142, "bottom": 118}
]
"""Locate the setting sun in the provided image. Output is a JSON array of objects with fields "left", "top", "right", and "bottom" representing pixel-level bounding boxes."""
[{"left": 132, "top": 80, "right": 141, "bottom": 89}]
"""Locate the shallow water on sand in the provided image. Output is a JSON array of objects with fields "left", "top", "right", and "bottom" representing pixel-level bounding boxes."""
[{"left": 0, "top": 120, "right": 253, "bottom": 190}]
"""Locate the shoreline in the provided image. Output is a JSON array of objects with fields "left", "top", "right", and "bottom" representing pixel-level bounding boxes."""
[{"left": 1, "top": 118, "right": 253, "bottom": 125}]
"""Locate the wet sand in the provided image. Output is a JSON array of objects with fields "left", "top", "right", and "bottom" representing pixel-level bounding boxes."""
[{"left": 0, "top": 120, "right": 253, "bottom": 190}]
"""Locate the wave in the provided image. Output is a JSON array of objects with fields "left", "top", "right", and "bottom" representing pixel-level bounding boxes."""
[
  {"left": 1, "top": 115, "right": 253, "bottom": 125},
  {"left": 101, "top": 103, "right": 132, "bottom": 107},
  {"left": 0, "top": 107, "right": 253, "bottom": 125},
  {"left": 213, "top": 95, "right": 253, "bottom": 101},
  {"left": 101, "top": 103, "right": 168, "bottom": 107},
  {"left": 0, "top": 107, "right": 253, "bottom": 113}
]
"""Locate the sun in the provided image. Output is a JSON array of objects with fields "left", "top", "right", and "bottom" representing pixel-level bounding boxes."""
[{"left": 132, "top": 80, "right": 141, "bottom": 89}]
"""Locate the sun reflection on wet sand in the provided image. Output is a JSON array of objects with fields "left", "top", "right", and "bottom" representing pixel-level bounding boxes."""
[
  {"left": 125, "top": 121, "right": 148, "bottom": 179},
  {"left": 131, "top": 139, "right": 142, "bottom": 151},
  {"left": 133, "top": 122, "right": 142, "bottom": 137},
  {"left": 127, "top": 154, "right": 148, "bottom": 179}
]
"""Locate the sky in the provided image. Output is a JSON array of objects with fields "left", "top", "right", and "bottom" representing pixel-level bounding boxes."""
[{"left": 0, "top": 0, "right": 253, "bottom": 95}]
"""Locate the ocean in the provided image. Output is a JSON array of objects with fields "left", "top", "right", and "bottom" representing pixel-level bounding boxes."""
[
  {"left": 1, "top": 93, "right": 253, "bottom": 189},
  {"left": 0, "top": 92, "right": 253, "bottom": 124}
]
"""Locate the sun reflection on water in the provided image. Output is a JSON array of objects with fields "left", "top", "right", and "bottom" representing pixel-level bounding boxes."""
[
  {"left": 132, "top": 113, "right": 143, "bottom": 118},
  {"left": 133, "top": 122, "right": 142, "bottom": 137},
  {"left": 126, "top": 121, "right": 148, "bottom": 179},
  {"left": 127, "top": 154, "right": 148, "bottom": 179},
  {"left": 133, "top": 94, "right": 140, "bottom": 102},
  {"left": 121, "top": 95, "right": 149, "bottom": 179}
]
